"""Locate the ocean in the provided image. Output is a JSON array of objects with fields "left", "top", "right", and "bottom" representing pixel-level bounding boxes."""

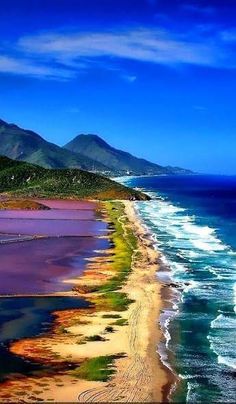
[{"left": 119, "top": 175, "right": 236, "bottom": 403}]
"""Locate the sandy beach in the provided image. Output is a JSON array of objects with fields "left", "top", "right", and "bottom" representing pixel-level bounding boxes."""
[{"left": 0, "top": 201, "right": 171, "bottom": 403}]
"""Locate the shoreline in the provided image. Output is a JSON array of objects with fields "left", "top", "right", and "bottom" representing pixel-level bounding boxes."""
[
  {"left": 0, "top": 200, "right": 173, "bottom": 403},
  {"left": 123, "top": 201, "right": 174, "bottom": 402},
  {"left": 130, "top": 201, "right": 179, "bottom": 398}
]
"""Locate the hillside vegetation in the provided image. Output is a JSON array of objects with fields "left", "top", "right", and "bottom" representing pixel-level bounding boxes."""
[{"left": 0, "top": 156, "right": 149, "bottom": 200}]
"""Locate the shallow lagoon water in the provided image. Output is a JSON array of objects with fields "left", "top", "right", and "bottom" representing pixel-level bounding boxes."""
[
  {"left": 0, "top": 296, "right": 90, "bottom": 381},
  {"left": 0, "top": 202, "right": 108, "bottom": 295},
  {"left": 0, "top": 200, "right": 108, "bottom": 381},
  {"left": 0, "top": 209, "right": 96, "bottom": 220},
  {"left": 0, "top": 236, "right": 108, "bottom": 295},
  {"left": 0, "top": 218, "right": 106, "bottom": 237}
]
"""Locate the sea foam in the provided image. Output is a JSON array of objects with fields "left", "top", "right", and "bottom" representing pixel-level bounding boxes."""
[{"left": 118, "top": 176, "right": 236, "bottom": 401}]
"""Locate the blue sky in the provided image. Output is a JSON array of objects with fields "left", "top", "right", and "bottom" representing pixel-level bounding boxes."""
[{"left": 0, "top": 0, "right": 236, "bottom": 174}]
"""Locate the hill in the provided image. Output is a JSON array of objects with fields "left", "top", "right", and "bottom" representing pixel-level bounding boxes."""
[
  {"left": 0, "top": 156, "right": 149, "bottom": 200},
  {"left": 64, "top": 134, "right": 192, "bottom": 176},
  {"left": 0, "top": 119, "right": 192, "bottom": 176},
  {"left": 0, "top": 119, "right": 109, "bottom": 172}
]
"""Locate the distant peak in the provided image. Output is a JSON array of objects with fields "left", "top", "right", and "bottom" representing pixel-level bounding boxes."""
[
  {"left": 78, "top": 134, "right": 99, "bottom": 138},
  {"left": 76, "top": 133, "right": 104, "bottom": 140},
  {"left": 73, "top": 133, "right": 111, "bottom": 147}
]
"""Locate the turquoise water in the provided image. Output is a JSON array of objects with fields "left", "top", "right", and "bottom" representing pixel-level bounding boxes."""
[{"left": 119, "top": 175, "right": 236, "bottom": 403}]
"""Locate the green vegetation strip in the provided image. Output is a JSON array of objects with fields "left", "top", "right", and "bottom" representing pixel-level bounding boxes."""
[
  {"left": 70, "top": 356, "right": 117, "bottom": 382},
  {"left": 98, "top": 201, "right": 137, "bottom": 293},
  {"left": 90, "top": 201, "right": 137, "bottom": 312}
]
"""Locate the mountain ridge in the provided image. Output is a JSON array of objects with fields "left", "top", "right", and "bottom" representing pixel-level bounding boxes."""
[
  {"left": 0, "top": 119, "right": 192, "bottom": 176},
  {"left": 64, "top": 133, "right": 192, "bottom": 176},
  {"left": 0, "top": 120, "right": 110, "bottom": 172}
]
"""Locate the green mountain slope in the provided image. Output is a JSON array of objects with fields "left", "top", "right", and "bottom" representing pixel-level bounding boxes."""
[
  {"left": 0, "top": 156, "right": 149, "bottom": 200},
  {"left": 64, "top": 134, "right": 192, "bottom": 176},
  {"left": 0, "top": 119, "right": 192, "bottom": 176},
  {"left": 0, "top": 120, "right": 109, "bottom": 171}
]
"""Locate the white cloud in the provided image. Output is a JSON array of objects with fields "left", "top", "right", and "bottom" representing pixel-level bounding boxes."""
[
  {"left": 18, "top": 28, "right": 220, "bottom": 68},
  {"left": 0, "top": 54, "right": 75, "bottom": 79},
  {"left": 122, "top": 74, "right": 137, "bottom": 82},
  {"left": 0, "top": 24, "right": 234, "bottom": 80}
]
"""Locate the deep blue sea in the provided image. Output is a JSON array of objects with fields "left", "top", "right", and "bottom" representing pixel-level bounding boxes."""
[{"left": 119, "top": 175, "right": 236, "bottom": 403}]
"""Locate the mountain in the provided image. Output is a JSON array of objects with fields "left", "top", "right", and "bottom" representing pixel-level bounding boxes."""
[
  {"left": 64, "top": 134, "right": 192, "bottom": 176},
  {"left": 0, "top": 120, "right": 109, "bottom": 171},
  {"left": 0, "top": 119, "right": 192, "bottom": 175},
  {"left": 0, "top": 155, "right": 149, "bottom": 200}
]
